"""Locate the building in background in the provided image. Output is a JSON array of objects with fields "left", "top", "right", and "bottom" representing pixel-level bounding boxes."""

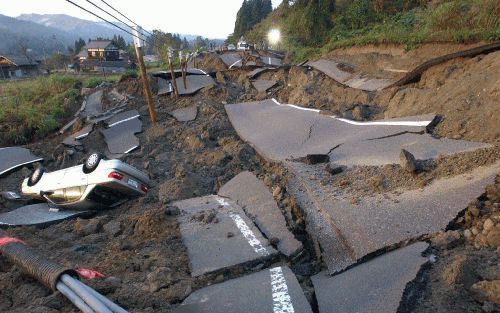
[
  {"left": 0, "top": 55, "right": 41, "bottom": 79},
  {"left": 78, "top": 40, "right": 128, "bottom": 73}
]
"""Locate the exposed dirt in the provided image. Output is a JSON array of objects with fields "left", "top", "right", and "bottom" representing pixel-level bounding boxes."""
[
  {"left": 0, "top": 43, "right": 499, "bottom": 313},
  {"left": 322, "top": 147, "right": 500, "bottom": 198},
  {"left": 269, "top": 44, "right": 500, "bottom": 145}
]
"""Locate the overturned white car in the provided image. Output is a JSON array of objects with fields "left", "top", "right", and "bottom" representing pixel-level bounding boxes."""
[{"left": 21, "top": 153, "right": 151, "bottom": 210}]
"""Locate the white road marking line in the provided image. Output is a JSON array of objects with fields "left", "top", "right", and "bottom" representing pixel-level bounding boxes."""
[
  {"left": 286, "top": 104, "right": 321, "bottom": 113},
  {"left": 124, "top": 145, "right": 139, "bottom": 154},
  {"left": 268, "top": 98, "right": 431, "bottom": 127},
  {"left": 74, "top": 132, "right": 90, "bottom": 140},
  {"left": 270, "top": 267, "right": 295, "bottom": 313},
  {"left": 332, "top": 116, "right": 432, "bottom": 127},
  {"left": 230, "top": 213, "right": 270, "bottom": 256},
  {"left": 216, "top": 196, "right": 270, "bottom": 256},
  {"left": 108, "top": 115, "right": 140, "bottom": 128},
  {"left": 229, "top": 59, "right": 242, "bottom": 69}
]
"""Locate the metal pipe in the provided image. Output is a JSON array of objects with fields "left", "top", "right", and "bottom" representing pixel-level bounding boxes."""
[
  {"left": 61, "top": 274, "right": 112, "bottom": 313},
  {"left": 81, "top": 282, "right": 128, "bottom": 313},
  {"left": 56, "top": 281, "right": 96, "bottom": 313}
]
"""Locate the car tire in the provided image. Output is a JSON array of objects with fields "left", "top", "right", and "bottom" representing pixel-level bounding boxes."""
[
  {"left": 28, "top": 167, "right": 45, "bottom": 187},
  {"left": 83, "top": 152, "right": 103, "bottom": 173}
]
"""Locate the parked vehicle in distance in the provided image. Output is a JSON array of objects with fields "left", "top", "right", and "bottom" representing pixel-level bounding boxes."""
[
  {"left": 21, "top": 153, "right": 151, "bottom": 210},
  {"left": 237, "top": 41, "right": 250, "bottom": 51},
  {"left": 227, "top": 44, "right": 236, "bottom": 51}
]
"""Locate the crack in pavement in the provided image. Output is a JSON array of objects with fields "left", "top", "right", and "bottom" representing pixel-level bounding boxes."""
[{"left": 366, "top": 130, "right": 424, "bottom": 141}]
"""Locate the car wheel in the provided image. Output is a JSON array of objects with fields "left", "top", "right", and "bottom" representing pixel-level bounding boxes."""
[
  {"left": 28, "top": 167, "right": 45, "bottom": 187},
  {"left": 83, "top": 152, "right": 103, "bottom": 173}
]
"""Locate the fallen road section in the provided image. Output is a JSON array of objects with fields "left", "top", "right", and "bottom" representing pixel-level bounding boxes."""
[
  {"left": 62, "top": 124, "right": 94, "bottom": 147},
  {"left": 81, "top": 89, "right": 103, "bottom": 117},
  {"left": 309, "top": 59, "right": 392, "bottom": 91},
  {"left": 153, "top": 68, "right": 209, "bottom": 80},
  {"left": 287, "top": 161, "right": 498, "bottom": 273},
  {"left": 0, "top": 147, "right": 43, "bottom": 176},
  {"left": 218, "top": 171, "right": 302, "bottom": 257},
  {"left": 173, "top": 266, "right": 313, "bottom": 313},
  {"left": 261, "top": 56, "right": 282, "bottom": 67},
  {"left": 0, "top": 203, "right": 89, "bottom": 227},
  {"left": 225, "top": 99, "right": 486, "bottom": 163},
  {"left": 219, "top": 52, "right": 242, "bottom": 69},
  {"left": 101, "top": 112, "right": 143, "bottom": 156},
  {"left": 169, "top": 106, "right": 198, "bottom": 122},
  {"left": 172, "top": 195, "right": 278, "bottom": 277},
  {"left": 158, "top": 75, "right": 215, "bottom": 96},
  {"left": 251, "top": 80, "right": 278, "bottom": 93},
  {"left": 312, "top": 242, "right": 429, "bottom": 313},
  {"left": 309, "top": 42, "right": 500, "bottom": 91}
]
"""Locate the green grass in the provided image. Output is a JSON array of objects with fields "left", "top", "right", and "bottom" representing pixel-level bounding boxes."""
[
  {"left": 0, "top": 75, "right": 80, "bottom": 145},
  {"left": 81, "top": 75, "right": 120, "bottom": 88}
]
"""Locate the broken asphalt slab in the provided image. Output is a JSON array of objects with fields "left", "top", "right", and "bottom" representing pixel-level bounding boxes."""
[
  {"left": 0, "top": 147, "right": 43, "bottom": 176},
  {"left": 157, "top": 77, "right": 171, "bottom": 96},
  {"left": 62, "top": 124, "right": 94, "bottom": 147},
  {"left": 160, "top": 75, "right": 215, "bottom": 96},
  {"left": 225, "top": 99, "right": 426, "bottom": 161},
  {"left": 153, "top": 68, "right": 209, "bottom": 80},
  {"left": 101, "top": 117, "right": 142, "bottom": 155},
  {"left": 173, "top": 266, "right": 313, "bottom": 313},
  {"left": 261, "top": 56, "right": 282, "bottom": 67},
  {"left": 287, "top": 161, "right": 499, "bottom": 273},
  {"left": 81, "top": 90, "right": 103, "bottom": 117},
  {"left": 247, "top": 67, "right": 272, "bottom": 79},
  {"left": 172, "top": 195, "right": 278, "bottom": 277},
  {"left": 251, "top": 80, "right": 278, "bottom": 93},
  {"left": 312, "top": 242, "right": 429, "bottom": 313},
  {"left": 0, "top": 203, "right": 90, "bottom": 227},
  {"left": 105, "top": 109, "right": 140, "bottom": 127},
  {"left": 169, "top": 106, "right": 198, "bottom": 122},
  {"left": 225, "top": 99, "right": 488, "bottom": 164},
  {"left": 219, "top": 52, "right": 242, "bottom": 68},
  {"left": 218, "top": 171, "right": 302, "bottom": 257},
  {"left": 309, "top": 59, "right": 393, "bottom": 91},
  {"left": 329, "top": 132, "right": 489, "bottom": 167}
]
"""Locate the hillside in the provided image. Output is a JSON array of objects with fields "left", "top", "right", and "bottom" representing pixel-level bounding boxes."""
[
  {"left": 0, "top": 14, "right": 75, "bottom": 55},
  {"left": 245, "top": 0, "right": 500, "bottom": 62},
  {"left": 17, "top": 13, "right": 131, "bottom": 43}
]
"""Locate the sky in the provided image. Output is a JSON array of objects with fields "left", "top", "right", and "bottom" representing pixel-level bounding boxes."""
[{"left": 1, "top": 0, "right": 282, "bottom": 39}]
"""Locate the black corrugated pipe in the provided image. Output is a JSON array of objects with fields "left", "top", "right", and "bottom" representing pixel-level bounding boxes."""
[{"left": 0, "top": 229, "right": 128, "bottom": 313}]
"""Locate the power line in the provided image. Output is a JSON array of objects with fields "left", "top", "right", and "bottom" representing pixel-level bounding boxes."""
[
  {"left": 64, "top": 0, "right": 159, "bottom": 49},
  {"left": 85, "top": 0, "right": 151, "bottom": 40},
  {"left": 100, "top": 0, "right": 154, "bottom": 37}
]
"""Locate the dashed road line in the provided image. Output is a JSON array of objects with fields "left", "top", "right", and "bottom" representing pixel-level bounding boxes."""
[{"left": 270, "top": 267, "right": 295, "bottom": 313}]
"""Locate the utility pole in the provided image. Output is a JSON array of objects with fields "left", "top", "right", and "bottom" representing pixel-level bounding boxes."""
[
  {"left": 132, "top": 26, "right": 157, "bottom": 123},
  {"left": 168, "top": 48, "right": 179, "bottom": 100},
  {"left": 179, "top": 51, "right": 187, "bottom": 89}
]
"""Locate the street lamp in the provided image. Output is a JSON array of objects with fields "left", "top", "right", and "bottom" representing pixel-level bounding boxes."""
[{"left": 267, "top": 29, "right": 281, "bottom": 48}]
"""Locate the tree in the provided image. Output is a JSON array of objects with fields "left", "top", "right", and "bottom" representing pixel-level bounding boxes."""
[
  {"left": 74, "top": 38, "right": 86, "bottom": 54},
  {"left": 286, "top": 0, "right": 336, "bottom": 45},
  {"left": 231, "top": 0, "right": 273, "bottom": 42}
]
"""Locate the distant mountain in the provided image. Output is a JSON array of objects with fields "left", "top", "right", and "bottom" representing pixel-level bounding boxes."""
[
  {"left": 0, "top": 13, "right": 222, "bottom": 56},
  {"left": 0, "top": 14, "right": 75, "bottom": 56},
  {"left": 17, "top": 13, "right": 132, "bottom": 43}
]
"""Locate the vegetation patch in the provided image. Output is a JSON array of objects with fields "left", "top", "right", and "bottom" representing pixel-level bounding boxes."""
[{"left": 0, "top": 75, "right": 80, "bottom": 145}]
